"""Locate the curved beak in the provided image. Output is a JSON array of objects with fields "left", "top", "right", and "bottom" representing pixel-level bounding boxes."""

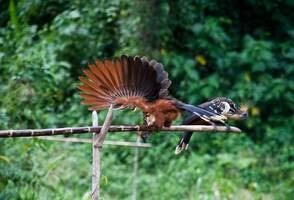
[{"left": 228, "top": 111, "right": 248, "bottom": 120}]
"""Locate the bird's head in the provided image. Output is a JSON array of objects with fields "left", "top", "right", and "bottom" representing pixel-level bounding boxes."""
[{"left": 202, "top": 97, "right": 248, "bottom": 120}]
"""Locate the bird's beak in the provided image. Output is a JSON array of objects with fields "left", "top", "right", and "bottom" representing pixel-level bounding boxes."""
[
  {"left": 228, "top": 104, "right": 249, "bottom": 120},
  {"left": 240, "top": 112, "right": 248, "bottom": 119},
  {"left": 228, "top": 111, "right": 248, "bottom": 120}
]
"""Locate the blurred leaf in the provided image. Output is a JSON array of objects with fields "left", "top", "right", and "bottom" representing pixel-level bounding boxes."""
[{"left": 0, "top": 155, "right": 11, "bottom": 163}]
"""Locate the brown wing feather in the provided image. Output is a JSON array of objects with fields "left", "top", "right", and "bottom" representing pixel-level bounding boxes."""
[
  {"left": 78, "top": 77, "right": 110, "bottom": 98},
  {"left": 78, "top": 55, "right": 172, "bottom": 110}
]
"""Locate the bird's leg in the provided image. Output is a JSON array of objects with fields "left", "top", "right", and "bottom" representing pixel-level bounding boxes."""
[
  {"left": 208, "top": 120, "right": 217, "bottom": 131},
  {"left": 197, "top": 114, "right": 217, "bottom": 131},
  {"left": 137, "top": 112, "right": 151, "bottom": 142},
  {"left": 224, "top": 122, "right": 231, "bottom": 131}
]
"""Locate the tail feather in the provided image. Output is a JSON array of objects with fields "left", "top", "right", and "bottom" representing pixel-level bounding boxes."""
[
  {"left": 78, "top": 55, "right": 171, "bottom": 111},
  {"left": 173, "top": 101, "right": 227, "bottom": 124},
  {"left": 175, "top": 97, "right": 247, "bottom": 155},
  {"left": 175, "top": 131, "right": 193, "bottom": 155},
  {"left": 144, "top": 58, "right": 171, "bottom": 99}
]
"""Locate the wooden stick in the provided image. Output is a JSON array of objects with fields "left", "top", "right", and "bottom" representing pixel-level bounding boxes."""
[
  {"left": 132, "top": 136, "right": 140, "bottom": 200},
  {"left": 31, "top": 136, "right": 152, "bottom": 148},
  {"left": 92, "top": 111, "right": 99, "bottom": 200},
  {"left": 0, "top": 125, "right": 241, "bottom": 138},
  {"left": 92, "top": 104, "right": 114, "bottom": 200}
]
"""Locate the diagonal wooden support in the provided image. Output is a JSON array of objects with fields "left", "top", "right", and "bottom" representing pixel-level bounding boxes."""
[
  {"left": 92, "top": 104, "right": 114, "bottom": 200},
  {"left": 97, "top": 104, "right": 114, "bottom": 148}
]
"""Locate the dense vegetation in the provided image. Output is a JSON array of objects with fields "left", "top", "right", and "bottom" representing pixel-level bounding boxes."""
[{"left": 0, "top": 0, "right": 293, "bottom": 199}]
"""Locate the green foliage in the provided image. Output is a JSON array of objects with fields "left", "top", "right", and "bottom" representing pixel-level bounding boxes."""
[{"left": 0, "top": 0, "right": 294, "bottom": 199}]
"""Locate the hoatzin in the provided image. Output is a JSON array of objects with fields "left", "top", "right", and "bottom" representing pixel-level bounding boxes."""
[
  {"left": 175, "top": 97, "right": 248, "bottom": 154},
  {"left": 78, "top": 55, "right": 246, "bottom": 142}
]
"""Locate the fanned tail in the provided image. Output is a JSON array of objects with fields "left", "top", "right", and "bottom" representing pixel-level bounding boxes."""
[{"left": 78, "top": 55, "right": 171, "bottom": 111}]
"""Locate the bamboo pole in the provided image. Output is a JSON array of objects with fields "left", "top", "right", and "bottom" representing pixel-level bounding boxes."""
[
  {"left": 31, "top": 136, "right": 151, "bottom": 148},
  {"left": 0, "top": 125, "right": 241, "bottom": 138},
  {"left": 92, "top": 111, "right": 99, "bottom": 200},
  {"left": 92, "top": 104, "right": 114, "bottom": 200},
  {"left": 0, "top": 114, "right": 243, "bottom": 200},
  {"left": 132, "top": 136, "right": 140, "bottom": 200}
]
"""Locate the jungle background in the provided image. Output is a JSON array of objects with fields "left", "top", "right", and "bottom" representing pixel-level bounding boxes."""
[{"left": 0, "top": 0, "right": 294, "bottom": 199}]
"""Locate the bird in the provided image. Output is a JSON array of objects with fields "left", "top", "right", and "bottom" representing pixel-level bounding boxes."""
[
  {"left": 78, "top": 55, "right": 179, "bottom": 128},
  {"left": 78, "top": 55, "right": 228, "bottom": 139},
  {"left": 175, "top": 97, "right": 248, "bottom": 154}
]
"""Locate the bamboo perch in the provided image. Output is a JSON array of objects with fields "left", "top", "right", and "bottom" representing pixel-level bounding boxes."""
[
  {"left": 32, "top": 136, "right": 151, "bottom": 148},
  {"left": 92, "top": 111, "right": 100, "bottom": 200},
  {"left": 92, "top": 104, "right": 114, "bottom": 200},
  {"left": 132, "top": 136, "right": 140, "bottom": 200},
  {"left": 0, "top": 125, "right": 241, "bottom": 138}
]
